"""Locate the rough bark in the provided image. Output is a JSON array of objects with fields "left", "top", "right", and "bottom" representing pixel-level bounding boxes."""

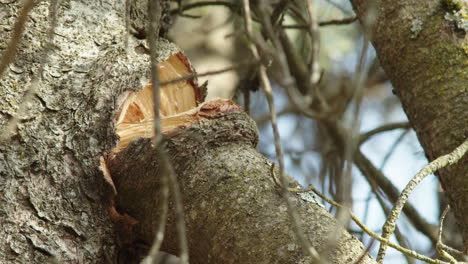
[
  {"left": 108, "top": 108, "right": 374, "bottom": 264},
  {"left": 0, "top": 0, "right": 148, "bottom": 262},
  {"left": 350, "top": 0, "right": 468, "bottom": 252},
  {"left": 0, "top": 0, "right": 375, "bottom": 263}
]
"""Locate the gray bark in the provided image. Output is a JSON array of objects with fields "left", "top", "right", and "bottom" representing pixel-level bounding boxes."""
[
  {"left": 109, "top": 112, "right": 374, "bottom": 264},
  {"left": 1, "top": 0, "right": 374, "bottom": 263},
  {"left": 0, "top": 0, "right": 147, "bottom": 262}
]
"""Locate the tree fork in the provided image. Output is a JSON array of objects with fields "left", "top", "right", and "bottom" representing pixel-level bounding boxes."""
[
  {"left": 106, "top": 102, "right": 375, "bottom": 264},
  {"left": 0, "top": 1, "right": 376, "bottom": 262},
  {"left": 104, "top": 50, "right": 374, "bottom": 264}
]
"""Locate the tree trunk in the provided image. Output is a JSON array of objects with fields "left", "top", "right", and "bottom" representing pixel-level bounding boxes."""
[
  {"left": 0, "top": 0, "right": 374, "bottom": 263},
  {"left": 350, "top": 0, "right": 468, "bottom": 252},
  {"left": 0, "top": 0, "right": 147, "bottom": 262}
]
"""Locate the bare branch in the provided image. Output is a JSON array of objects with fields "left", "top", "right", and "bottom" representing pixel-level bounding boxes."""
[
  {"left": 290, "top": 185, "right": 450, "bottom": 264},
  {"left": 436, "top": 206, "right": 462, "bottom": 263},
  {"left": 159, "top": 60, "right": 259, "bottom": 86},
  {"left": 143, "top": 1, "right": 188, "bottom": 263},
  {"left": 143, "top": 1, "right": 169, "bottom": 262},
  {"left": 255, "top": 106, "right": 297, "bottom": 126},
  {"left": 379, "top": 130, "right": 410, "bottom": 170},
  {"left": 359, "top": 122, "right": 411, "bottom": 145},
  {"left": 377, "top": 139, "right": 468, "bottom": 262},
  {"left": 355, "top": 150, "right": 438, "bottom": 244},
  {"left": 304, "top": 0, "right": 321, "bottom": 87},
  {"left": 319, "top": 16, "right": 358, "bottom": 26},
  {"left": 303, "top": 0, "right": 330, "bottom": 114},
  {"left": 372, "top": 187, "right": 415, "bottom": 264},
  {"left": 241, "top": 0, "right": 321, "bottom": 261},
  {"left": 282, "top": 16, "right": 357, "bottom": 29}
]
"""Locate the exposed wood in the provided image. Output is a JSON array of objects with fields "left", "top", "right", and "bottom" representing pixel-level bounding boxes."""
[
  {"left": 108, "top": 104, "right": 375, "bottom": 263},
  {"left": 113, "top": 53, "right": 204, "bottom": 153},
  {"left": 0, "top": 0, "right": 378, "bottom": 263},
  {"left": 107, "top": 73, "right": 375, "bottom": 262},
  {"left": 0, "top": 1, "right": 193, "bottom": 262}
]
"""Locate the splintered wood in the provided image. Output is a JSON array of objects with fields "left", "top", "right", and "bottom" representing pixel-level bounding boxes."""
[
  {"left": 112, "top": 53, "right": 240, "bottom": 154},
  {"left": 113, "top": 53, "right": 197, "bottom": 153}
]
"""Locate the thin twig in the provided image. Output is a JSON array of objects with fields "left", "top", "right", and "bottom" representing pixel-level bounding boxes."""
[
  {"left": 436, "top": 206, "right": 465, "bottom": 260},
  {"left": 255, "top": 106, "right": 297, "bottom": 126},
  {"left": 436, "top": 206, "right": 459, "bottom": 263},
  {"left": 289, "top": 184, "right": 450, "bottom": 264},
  {"left": 319, "top": 16, "right": 358, "bottom": 26},
  {"left": 359, "top": 122, "right": 411, "bottom": 145},
  {"left": 241, "top": 0, "right": 321, "bottom": 261},
  {"left": 372, "top": 186, "right": 415, "bottom": 264},
  {"left": 304, "top": 0, "right": 327, "bottom": 110},
  {"left": 331, "top": 6, "right": 376, "bottom": 246},
  {"left": 143, "top": 1, "right": 188, "bottom": 263},
  {"left": 143, "top": 1, "right": 168, "bottom": 262},
  {"left": 283, "top": 16, "right": 357, "bottom": 29},
  {"left": 354, "top": 238, "right": 375, "bottom": 264},
  {"left": 355, "top": 150, "right": 438, "bottom": 245},
  {"left": 330, "top": 15, "right": 372, "bottom": 255},
  {"left": 305, "top": 0, "right": 320, "bottom": 85},
  {"left": 255, "top": 3, "right": 329, "bottom": 120},
  {"left": 377, "top": 139, "right": 468, "bottom": 263},
  {"left": 379, "top": 129, "right": 410, "bottom": 170},
  {"left": 159, "top": 60, "right": 259, "bottom": 86}
]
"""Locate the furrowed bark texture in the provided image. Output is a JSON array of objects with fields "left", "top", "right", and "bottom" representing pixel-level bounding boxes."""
[
  {"left": 0, "top": 0, "right": 374, "bottom": 263},
  {"left": 108, "top": 113, "right": 375, "bottom": 264},
  {"left": 350, "top": 0, "right": 468, "bottom": 251},
  {"left": 0, "top": 0, "right": 160, "bottom": 262}
]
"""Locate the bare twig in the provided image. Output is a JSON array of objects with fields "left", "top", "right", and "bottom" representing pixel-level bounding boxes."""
[
  {"left": 143, "top": 1, "right": 169, "bottom": 262},
  {"left": 377, "top": 139, "right": 468, "bottom": 263},
  {"left": 254, "top": 4, "right": 330, "bottom": 120},
  {"left": 359, "top": 122, "right": 411, "bottom": 145},
  {"left": 143, "top": 1, "right": 188, "bottom": 263},
  {"left": 379, "top": 129, "right": 410, "bottom": 170},
  {"left": 290, "top": 184, "right": 450, "bottom": 264},
  {"left": 436, "top": 206, "right": 460, "bottom": 263},
  {"left": 304, "top": 0, "right": 328, "bottom": 111},
  {"left": 159, "top": 60, "right": 259, "bottom": 86},
  {"left": 355, "top": 150, "right": 438, "bottom": 244},
  {"left": 255, "top": 106, "right": 297, "bottom": 126},
  {"left": 372, "top": 186, "right": 415, "bottom": 264},
  {"left": 241, "top": 0, "right": 321, "bottom": 261},
  {"left": 354, "top": 238, "right": 376, "bottom": 264},
  {"left": 320, "top": 16, "right": 358, "bottom": 26},
  {"left": 330, "top": 17, "right": 373, "bottom": 255},
  {"left": 436, "top": 209, "right": 465, "bottom": 260},
  {"left": 305, "top": 0, "right": 320, "bottom": 86},
  {"left": 283, "top": 16, "right": 357, "bottom": 28}
]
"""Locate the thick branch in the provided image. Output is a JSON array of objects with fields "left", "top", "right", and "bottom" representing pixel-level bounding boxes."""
[{"left": 108, "top": 106, "right": 375, "bottom": 263}]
